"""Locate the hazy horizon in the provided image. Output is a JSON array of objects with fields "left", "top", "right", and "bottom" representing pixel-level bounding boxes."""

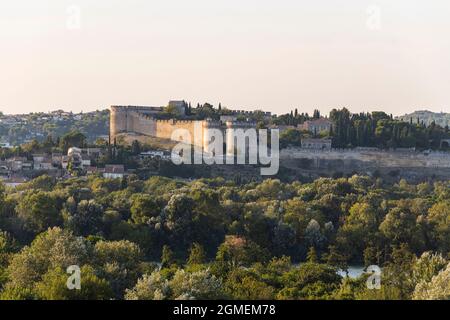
[
  {"left": 1, "top": 104, "right": 449, "bottom": 118},
  {"left": 1, "top": 0, "right": 450, "bottom": 116}
]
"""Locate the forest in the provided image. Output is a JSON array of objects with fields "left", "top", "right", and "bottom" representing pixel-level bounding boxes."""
[
  {"left": 0, "top": 174, "right": 449, "bottom": 300},
  {"left": 329, "top": 108, "right": 450, "bottom": 149}
]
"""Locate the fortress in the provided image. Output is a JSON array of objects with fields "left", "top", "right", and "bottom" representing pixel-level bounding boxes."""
[
  {"left": 109, "top": 103, "right": 450, "bottom": 180},
  {"left": 110, "top": 104, "right": 256, "bottom": 152}
]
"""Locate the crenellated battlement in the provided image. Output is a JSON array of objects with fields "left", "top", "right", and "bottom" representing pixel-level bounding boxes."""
[
  {"left": 155, "top": 119, "right": 192, "bottom": 125},
  {"left": 111, "top": 105, "right": 163, "bottom": 112}
]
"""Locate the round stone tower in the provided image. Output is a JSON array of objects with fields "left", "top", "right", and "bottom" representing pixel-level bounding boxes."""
[{"left": 110, "top": 106, "right": 128, "bottom": 140}]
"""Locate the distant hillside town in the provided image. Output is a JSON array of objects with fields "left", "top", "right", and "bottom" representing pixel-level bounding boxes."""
[{"left": 0, "top": 109, "right": 109, "bottom": 146}]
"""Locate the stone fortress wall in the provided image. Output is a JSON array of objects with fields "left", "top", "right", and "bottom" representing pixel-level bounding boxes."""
[
  {"left": 281, "top": 147, "right": 450, "bottom": 168},
  {"left": 110, "top": 105, "right": 256, "bottom": 153},
  {"left": 280, "top": 147, "right": 450, "bottom": 181},
  {"left": 110, "top": 105, "right": 208, "bottom": 147}
]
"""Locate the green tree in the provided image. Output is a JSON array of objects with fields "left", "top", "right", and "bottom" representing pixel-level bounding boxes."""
[
  {"left": 306, "top": 247, "right": 319, "bottom": 263},
  {"left": 377, "top": 244, "right": 417, "bottom": 300},
  {"left": 379, "top": 207, "right": 424, "bottom": 251},
  {"left": 170, "top": 269, "right": 224, "bottom": 300},
  {"left": 125, "top": 271, "right": 170, "bottom": 300},
  {"left": 0, "top": 182, "right": 5, "bottom": 210},
  {"left": 224, "top": 269, "right": 275, "bottom": 300},
  {"left": 131, "top": 140, "right": 141, "bottom": 155},
  {"left": 130, "top": 194, "right": 161, "bottom": 225},
  {"left": 338, "top": 202, "right": 379, "bottom": 260},
  {"left": 35, "top": 265, "right": 112, "bottom": 300},
  {"left": 277, "top": 262, "right": 342, "bottom": 300},
  {"left": 6, "top": 227, "right": 90, "bottom": 289},
  {"left": 60, "top": 131, "right": 87, "bottom": 152},
  {"left": 187, "top": 243, "right": 206, "bottom": 266},
  {"left": 93, "top": 240, "right": 143, "bottom": 298},
  {"left": 16, "top": 191, "right": 61, "bottom": 234},
  {"left": 0, "top": 284, "right": 35, "bottom": 300},
  {"left": 412, "top": 252, "right": 447, "bottom": 286},
  {"left": 65, "top": 200, "right": 104, "bottom": 236},
  {"left": 413, "top": 263, "right": 450, "bottom": 300},
  {"left": 0, "top": 230, "right": 16, "bottom": 267},
  {"left": 24, "top": 175, "right": 56, "bottom": 192},
  {"left": 161, "top": 245, "right": 175, "bottom": 268},
  {"left": 216, "top": 236, "right": 269, "bottom": 268},
  {"left": 427, "top": 201, "right": 450, "bottom": 252},
  {"left": 323, "top": 245, "right": 348, "bottom": 273}
]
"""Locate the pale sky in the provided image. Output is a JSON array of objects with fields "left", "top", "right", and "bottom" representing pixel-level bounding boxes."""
[{"left": 1, "top": 0, "right": 449, "bottom": 116}]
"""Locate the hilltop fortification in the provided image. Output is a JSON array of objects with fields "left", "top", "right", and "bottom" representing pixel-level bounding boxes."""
[
  {"left": 110, "top": 105, "right": 208, "bottom": 147},
  {"left": 110, "top": 105, "right": 256, "bottom": 151}
]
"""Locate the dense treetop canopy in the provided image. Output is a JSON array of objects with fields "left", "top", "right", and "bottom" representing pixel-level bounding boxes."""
[{"left": 0, "top": 173, "right": 448, "bottom": 300}]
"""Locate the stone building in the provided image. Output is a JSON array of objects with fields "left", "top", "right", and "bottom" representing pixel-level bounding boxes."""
[
  {"left": 168, "top": 101, "right": 188, "bottom": 115},
  {"left": 6, "top": 157, "right": 30, "bottom": 171},
  {"left": 299, "top": 118, "right": 333, "bottom": 134},
  {"left": 33, "top": 154, "right": 53, "bottom": 170},
  {"left": 103, "top": 165, "right": 125, "bottom": 179}
]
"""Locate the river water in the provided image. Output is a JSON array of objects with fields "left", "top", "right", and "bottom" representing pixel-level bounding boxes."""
[{"left": 338, "top": 266, "right": 366, "bottom": 279}]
